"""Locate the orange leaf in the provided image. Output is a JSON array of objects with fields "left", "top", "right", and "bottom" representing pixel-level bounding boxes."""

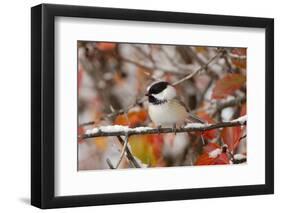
[
  {"left": 114, "top": 110, "right": 148, "bottom": 128},
  {"left": 147, "top": 134, "right": 164, "bottom": 159},
  {"left": 93, "top": 137, "right": 107, "bottom": 151},
  {"left": 212, "top": 73, "right": 246, "bottom": 99}
]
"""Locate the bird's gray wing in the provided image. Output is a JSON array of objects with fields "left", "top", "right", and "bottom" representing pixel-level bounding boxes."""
[{"left": 175, "top": 97, "right": 206, "bottom": 124}]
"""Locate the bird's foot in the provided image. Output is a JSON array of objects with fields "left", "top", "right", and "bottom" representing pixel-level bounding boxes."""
[
  {"left": 173, "top": 124, "right": 177, "bottom": 135},
  {"left": 157, "top": 125, "right": 162, "bottom": 135}
]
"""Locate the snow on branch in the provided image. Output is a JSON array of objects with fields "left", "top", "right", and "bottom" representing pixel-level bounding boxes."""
[{"left": 82, "top": 116, "right": 247, "bottom": 139}]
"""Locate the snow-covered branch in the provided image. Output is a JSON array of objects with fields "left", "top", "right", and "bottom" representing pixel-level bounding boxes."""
[
  {"left": 82, "top": 116, "right": 247, "bottom": 139},
  {"left": 209, "top": 94, "right": 246, "bottom": 116}
]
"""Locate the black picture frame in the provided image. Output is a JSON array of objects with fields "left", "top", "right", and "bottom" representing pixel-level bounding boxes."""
[{"left": 31, "top": 3, "right": 274, "bottom": 209}]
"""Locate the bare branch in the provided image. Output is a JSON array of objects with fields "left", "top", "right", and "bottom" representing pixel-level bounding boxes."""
[
  {"left": 114, "top": 133, "right": 129, "bottom": 169},
  {"left": 83, "top": 116, "right": 246, "bottom": 139},
  {"left": 172, "top": 49, "right": 224, "bottom": 86},
  {"left": 106, "top": 158, "right": 115, "bottom": 169},
  {"left": 79, "top": 121, "right": 95, "bottom": 127},
  {"left": 160, "top": 46, "right": 195, "bottom": 73}
]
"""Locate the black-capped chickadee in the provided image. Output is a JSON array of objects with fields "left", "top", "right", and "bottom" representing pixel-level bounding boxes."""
[{"left": 145, "top": 81, "right": 203, "bottom": 131}]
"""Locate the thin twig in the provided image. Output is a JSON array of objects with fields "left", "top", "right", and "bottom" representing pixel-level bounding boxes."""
[
  {"left": 172, "top": 49, "right": 224, "bottom": 86},
  {"left": 120, "top": 56, "right": 185, "bottom": 75},
  {"left": 197, "top": 78, "right": 214, "bottom": 108},
  {"left": 79, "top": 121, "right": 95, "bottom": 127},
  {"left": 160, "top": 46, "right": 194, "bottom": 73},
  {"left": 114, "top": 133, "right": 129, "bottom": 169},
  {"left": 106, "top": 158, "right": 115, "bottom": 169}
]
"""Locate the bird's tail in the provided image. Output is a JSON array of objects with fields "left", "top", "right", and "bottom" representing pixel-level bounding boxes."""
[{"left": 187, "top": 113, "right": 206, "bottom": 124}]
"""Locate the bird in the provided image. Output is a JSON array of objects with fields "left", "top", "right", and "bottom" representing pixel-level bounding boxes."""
[{"left": 145, "top": 81, "right": 204, "bottom": 133}]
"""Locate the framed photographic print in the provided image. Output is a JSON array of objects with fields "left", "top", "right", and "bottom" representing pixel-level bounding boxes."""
[{"left": 31, "top": 3, "right": 274, "bottom": 209}]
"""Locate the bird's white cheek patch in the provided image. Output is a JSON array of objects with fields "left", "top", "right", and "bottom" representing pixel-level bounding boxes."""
[
  {"left": 152, "top": 91, "right": 165, "bottom": 100},
  {"left": 164, "top": 86, "right": 177, "bottom": 100}
]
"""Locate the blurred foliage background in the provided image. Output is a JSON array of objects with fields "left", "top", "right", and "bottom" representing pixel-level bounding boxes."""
[{"left": 78, "top": 42, "right": 247, "bottom": 170}]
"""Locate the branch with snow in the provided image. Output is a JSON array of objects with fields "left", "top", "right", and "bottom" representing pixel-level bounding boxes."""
[
  {"left": 209, "top": 94, "right": 246, "bottom": 116},
  {"left": 215, "top": 95, "right": 246, "bottom": 111},
  {"left": 82, "top": 116, "right": 247, "bottom": 139}
]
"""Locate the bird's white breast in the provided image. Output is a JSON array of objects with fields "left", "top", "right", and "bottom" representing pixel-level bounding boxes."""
[{"left": 148, "top": 100, "right": 188, "bottom": 126}]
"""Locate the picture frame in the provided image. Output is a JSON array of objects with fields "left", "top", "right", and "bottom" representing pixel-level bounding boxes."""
[{"left": 31, "top": 3, "right": 274, "bottom": 209}]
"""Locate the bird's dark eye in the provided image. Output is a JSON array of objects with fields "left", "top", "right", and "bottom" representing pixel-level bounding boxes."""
[
  {"left": 148, "top": 81, "right": 169, "bottom": 94},
  {"left": 148, "top": 95, "right": 157, "bottom": 103}
]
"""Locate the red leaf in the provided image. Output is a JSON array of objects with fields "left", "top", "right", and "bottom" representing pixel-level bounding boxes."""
[
  {"left": 96, "top": 42, "right": 116, "bottom": 51},
  {"left": 195, "top": 142, "right": 231, "bottom": 166},
  {"left": 203, "top": 142, "right": 220, "bottom": 153},
  {"left": 196, "top": 111, "right": 217, "bottom": 140},
  {"left": 195, "top": 153, "right": 214, "bottom": 165},
  {"left": 195, "top": 149, "right": 230, "bottom": 165},
  {"left": 231, "top": 48, "right": 247, "bottom": 69},
  {"left": 212, "top": 74, "right": 246, "bottom": 99},
  {"left": 78, "top": 127, "right": 85, "bottom": 144},
  {"left": 78, "top": 67, "right": 83, "bottom": 93},
  {"left": 213, "top": 153, "right": 230, "bottom": 165},
  {"left": 221, "top": 126, "right": 242, "bottom": 152},
  {"left": 240, "top": 103, "right": 246, "bottom": 116}
]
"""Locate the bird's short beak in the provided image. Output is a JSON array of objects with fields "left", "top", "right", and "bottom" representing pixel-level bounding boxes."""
[{"left": 145, "top": 93, "right": 149, "bottom": 96}]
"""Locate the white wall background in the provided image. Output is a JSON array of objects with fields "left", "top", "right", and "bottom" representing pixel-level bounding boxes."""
[{"left": 0, "top": 0, "right": 279, "bottom": 212}]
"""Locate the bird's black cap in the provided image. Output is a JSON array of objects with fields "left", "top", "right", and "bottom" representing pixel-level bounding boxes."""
[{"left": 147, "top": 81, "right": 169, "bottom": 95}]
